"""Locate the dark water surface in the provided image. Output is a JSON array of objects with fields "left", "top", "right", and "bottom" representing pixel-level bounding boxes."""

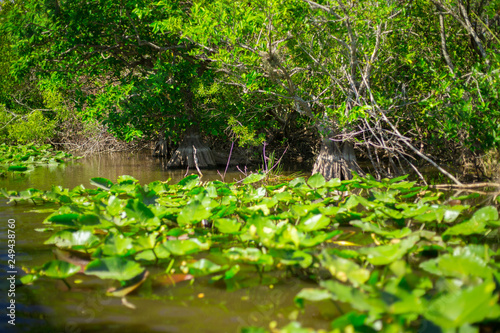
[{"left": 0, "top": 152, "right": 330, "bottom": 333}]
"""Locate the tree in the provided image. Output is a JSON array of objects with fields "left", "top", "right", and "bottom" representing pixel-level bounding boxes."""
[
  {"left": 152, "top": 0, "right": 414, "bottom": 179},
  {"left": 3, "top": 0, "right": 499, "bottom": 180},
  {"left": 153, "top": 0, "right": 500, "bottom": 182},
  {"left": 3, "top": 0, "right": 235, "bottom": 162}
]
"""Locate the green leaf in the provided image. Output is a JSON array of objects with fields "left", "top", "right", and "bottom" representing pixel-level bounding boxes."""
[
  {"left": 298, "top": 214, "right": 330, "bottom": 232},
  {"left": 419, "top": 251, "right": 494, "bottom": 279},
  {"left": 177, "top": 200, "right": 212, "bottom": 226},
  {"left": 223, "top": 265, "right": 240, "bottom": 279},
  {"left": 424, "top": 280, "right": 500, "bottom": 329},
  {"left": 214, "top": 218, "right": 242, "bottom": 234},
  {"left": 117, "top": 175, "right": 139, "bottom": 184},
  {"left": 442, "top": 219, "right": 488, "bottom": 237},
  {"left": 320, "top": 252, "right": 370, "bottom": 287},
  {"left": 294, "top": 288, "right": 332, "bottom": 308},
  {"left": 41, "top": 260, "right": 81, "bottom": 279},
  {"left": 307, "top": 173, "right": 326, "bottom": 188},
  {"left": 164, "top": 238, "right": 209, "bottom": 256},
  {"left": 85, "top": 257, "right": 145, "bottom": 281},
  {"left": 78, "top": 214, "right": 101, "bottom": 226},
  {"left": 187, "top": 259, "right": 224, "bottom": 276},
  {"left": 177, "top": 175, "right": 199, "bottom": 189},
  {"left": 470, "top": 206, "right": 498, "bottom": 223},
  {"left": 225, "top": 247, "right": 273, "bottom": 266},
  {"left": 388, "top": 174, "right": 410, "bottom": 184},
  {"left": 47, "top": 213, "right": 80, "bottom": 227},
  {"left": 242, "top": 173, "right": 265, "bottom": 184},
  {"left": 102, "top": 233, "right": 134, "bottom": 256},
  {"left": 351, "top": 220, "right": 411, "bottom": 239},
  {"left": 124, "top": 199, "right": 155, "bottom": 223},
  {"left": 8, "top": 165, "right": 28, "bottom": 172},
  {"left": 90, "top": 177, "right": 113, "bottom": 190},
  {"left": 45, "top": 230, "right": 99, "bottom": 249},
  {"left": 20, "top": 274, "right": 38, "bottom": 285},
  {"left": 359, "top": 235, "right": 419, "bottom": 265},
  {"left": 331, "top": 312, "right": 368, "bottom": 329}
]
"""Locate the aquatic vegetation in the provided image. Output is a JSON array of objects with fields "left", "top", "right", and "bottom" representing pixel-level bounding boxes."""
[
  {"left": 2, "top": 173, "right": 500, "bottom": 332},
  {"left": 0, "top": 143, "right": 79, "bottom": 176}
]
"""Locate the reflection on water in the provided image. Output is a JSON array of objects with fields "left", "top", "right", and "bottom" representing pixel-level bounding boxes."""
[
  {"left": 0, "top": 151, "right": 255, "bottom": 192},
  {"left": 0, "top": 152, "right": 326, "bottom": 333}
]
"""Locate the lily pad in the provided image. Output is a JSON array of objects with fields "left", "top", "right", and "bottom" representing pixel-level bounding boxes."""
[
  {"left": 41, "top": 260, "right": 81, "bottom": 279},
  {"left": 424, "top": 280, "right": 500, "bottom": 329},
  {"left": 8, "top": 165, "right": 28, "bottom": 172},
  {"left": 307, "top": 173, "right": 326, "bottom": 188},
  {"left": 85, "top": 257, "right": 145, "bottom": 281},
  {"left": 187, "top": 259, "right": 225, "bottom": 276},
  {"left": 242, "top": 173, "right": 266, "bottom": 184},
  {"left": 359, "top": 235, "right": 419, "bottom": 265},
  {"left": 90, "top": 177, "right": 113, "bottom": 190}
]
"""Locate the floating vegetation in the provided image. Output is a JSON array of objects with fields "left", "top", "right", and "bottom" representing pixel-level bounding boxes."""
[
  {"left": 0, "top": 143, "right": 79, "bottom": 177},
  {"left": 2, "top": 173, "right": 500, "bottom": 332}
]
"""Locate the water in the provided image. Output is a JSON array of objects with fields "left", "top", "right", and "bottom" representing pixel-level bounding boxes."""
[{"left": 0, "top": 151, "right": 329, "bottom": 333}]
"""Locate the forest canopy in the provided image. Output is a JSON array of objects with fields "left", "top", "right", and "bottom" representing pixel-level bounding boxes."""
[{"left": 0, "top": 0, "right": 499, "bottom": 181}]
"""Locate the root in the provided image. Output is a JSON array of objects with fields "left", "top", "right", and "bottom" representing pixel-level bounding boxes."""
[
  {"left": 167, "top": 128, "right": 216, "bottom": 169},
  {"left": 312, "top": 139, "right": 363, "bottom": 180}
]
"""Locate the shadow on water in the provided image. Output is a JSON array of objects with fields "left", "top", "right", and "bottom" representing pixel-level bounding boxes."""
[{"left": 0, "top": 151, "right": 328, "bottom": 333}]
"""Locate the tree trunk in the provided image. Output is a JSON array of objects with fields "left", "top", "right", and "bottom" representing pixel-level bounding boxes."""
[
  {"left": 153, "top": 134, "right": 170, "bottom": 158},
  {"left": 166, "top": 127, "right": 216, "bottom": 169},
  {"left": 312, "top": 139, "right": 363, "bottom": 180}
]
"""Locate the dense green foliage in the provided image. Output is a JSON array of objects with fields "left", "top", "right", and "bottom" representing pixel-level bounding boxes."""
[
  {"left": 0, "top": 0, "right": 240, "bottom": 145},
  {"left": 1, "top": 0, "right": 499, "bottom": 175},
  {"left": 3, "top": 173, "right": 500, "bottom": 332}
]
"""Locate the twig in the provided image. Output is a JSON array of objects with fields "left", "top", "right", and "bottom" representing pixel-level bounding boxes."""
[
  {"left": 267, "top": 146, "right": 288, "bottom": 173},
  {"left": 224, "top": 141, "right": 235, "bottom": 179},
  {"left": 262, "top": 142, "right": 268, "bottom": 172},
  {"left": 430, "top": 182, "right": 500, "bottom": 189},
  {"left": 192, "top": 145, "right": 203, "bottom": 177}
]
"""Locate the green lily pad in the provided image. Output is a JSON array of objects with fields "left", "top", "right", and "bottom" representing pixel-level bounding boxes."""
[
  {"left": 215, "top": 218, "right": 242, "bottom": 234},
  {"left": 359, "top": 235, "right": 419, "bottom": 265},
  {"left": 294, "top": 288, "right": 333, "bottom": 309},
  {"left": 177, "top": 200, "right": 212, "bottom": 226},
  {"left": 164, "top": 238, "right": 209, "bottom": 256},
  {"left": 47, "top": 213, "right": 80, "bottom": 227},
  {"left": 8, "top": 165, "right": 28, "bottom": 172},
  {"left": 307, "top": 173, "right": 326, "bottom": 188},
  {"left": 41, "top": 260, "right": 81, "bottom": 279},
  {"left": 424, "top": 280, "right": 500, "bottom": 329},
  {"left": 45, "top": 230, "right": 99, "bottom": 249},
  {"left": 177, "top": 174, "right": 200, "bottom": 189},
  {"left": 117, "top": 175, "right": 139, "bottom": 184},
  {"left": 320, "top": 252, "right": 370, "bottom": 287},
  {"left": 85, "top": 257, "right": 145, "bottom": 281},
  {"left": 442, "top": 219, "right": 488, "bottom": 237},
  {"left": 90, "top": 177, "right": 113, "bottom": 190},
  {"left": 242, "top": 173, "right": 265, "bottom": 184},
  {"left": 471, "top": 206, "right": 498, "bottom": 223},
  {"left": 298, "top": 214, "right": 330, "bottom": 232},
  {"left": 419, "top": 251, "right": 494, "bottom": 279},
  {"left": 187, "top": 259, "right": 225, "bottom": 276}
]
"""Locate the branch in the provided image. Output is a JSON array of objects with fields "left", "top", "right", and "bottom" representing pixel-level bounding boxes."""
[{"left": 431, "top": 0, "right": 489, "bottom": 65}]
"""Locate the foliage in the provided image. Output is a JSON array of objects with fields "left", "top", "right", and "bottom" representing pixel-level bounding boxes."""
[
  {"left": 0, "top": 0, "right": 244, "bottom": 146},
  {"left": 4, "top": 173, "right": 500, "bottom": 331},
  {"left": 0, "top": 2, "right": 58, "bottom": 145},
  {"left": 1, "top": 108, "right": 56, "bottom": 144},
  {"left": 0, "top": 143, "right": 78, "bottom": 177}
]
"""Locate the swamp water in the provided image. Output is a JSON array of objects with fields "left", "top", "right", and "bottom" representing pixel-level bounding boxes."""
[{"left": 0, "top": 152, "right": 328, "bottom": 333}]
